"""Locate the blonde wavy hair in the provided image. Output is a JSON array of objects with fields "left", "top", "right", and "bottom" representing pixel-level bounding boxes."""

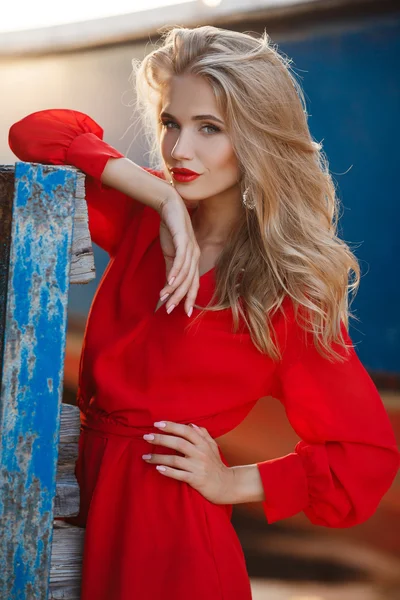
[{"left": 130, "top": 25, "right": 361, "bottom": 362}]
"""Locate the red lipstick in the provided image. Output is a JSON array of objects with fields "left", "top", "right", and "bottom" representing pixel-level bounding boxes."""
[{"left": 171, "top": 168, "right": 201, "bottom": 183}]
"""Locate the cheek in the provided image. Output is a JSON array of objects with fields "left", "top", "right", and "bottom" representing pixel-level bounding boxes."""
[
  {"left": 160, "top": 133, "right": 171, "bottom": 161},
  {"left": 205, "top": 139, "right": 239, "bottom": 182}
]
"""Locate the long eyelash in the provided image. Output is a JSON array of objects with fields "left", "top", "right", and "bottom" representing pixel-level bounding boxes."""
[
  {"left": 160, "top": 119, "right": 175, "bottom": 127},
  {"left": 160, "top": 120, "right": 220, "bottom": 133},
  {"left": 203, "top": 124, "right": 221, "bottom": 133}
]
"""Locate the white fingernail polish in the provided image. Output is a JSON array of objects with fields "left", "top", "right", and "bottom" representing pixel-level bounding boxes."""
[{"left": 187, "top": 307, "right": 193, "bottom": 318}]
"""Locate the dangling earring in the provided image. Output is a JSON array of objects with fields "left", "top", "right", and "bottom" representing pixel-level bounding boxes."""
[{"left": 242, "top": 187, "right": 255, "bottom": 210}]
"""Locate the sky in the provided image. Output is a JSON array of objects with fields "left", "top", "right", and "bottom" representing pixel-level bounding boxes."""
[{"left": 0, "top": 0, "right": 202, "bottom": 34}]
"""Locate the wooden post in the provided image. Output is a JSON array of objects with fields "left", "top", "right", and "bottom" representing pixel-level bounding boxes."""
[{"left": 0, "top": 162, "right": 95, "bottom": 600}]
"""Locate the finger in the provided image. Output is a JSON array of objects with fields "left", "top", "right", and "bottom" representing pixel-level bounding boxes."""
[
  {"left": 190, "top": 423, "right": 205, "bottom": 434},
  {"left": 154, "top": 465, "right": 191, "bottom": 481},
  {"left": 142, "top": 452, "right": 188, "bottom": 470},
  {"left": 153, "top": 421, "right": 201, "bottom": 444},
  {"left": 184, "top": 266, "right": 200, "bottom": 316},
  {"left": 166, "top": 258, "right": 198, "bottom": 313},
  {"left": 164, "top": 254, "right": 194, "bottom": 312},
  {"left": 143, "top": 432, "right": 195, "bottom": 456},
  {"left": 191, "top": 423, "right": 211, "bottom": 441},
  {"left": 190, "top": 424, "right": 217, "bottom": 450},
  {"left": 162, "top": 235, "right": 199, "bottom": 297},
  {"left": 165, "top": 235, "right": 188, "bottom": 286},
  {"left": 161, "top": 245, "right": 191, "bottom": 298}
]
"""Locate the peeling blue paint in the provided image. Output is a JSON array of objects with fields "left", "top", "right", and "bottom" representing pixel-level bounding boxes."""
[{"left": 0, "top": 162, "right": 78, "bottom": 599}]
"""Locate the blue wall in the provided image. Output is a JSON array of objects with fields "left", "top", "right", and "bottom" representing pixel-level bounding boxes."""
[
  {"left": 279, "top": 14, "right": 400, "bottom": 372},
  {"left": 67, "top": 11, "right": 400, "bottom": 373}
]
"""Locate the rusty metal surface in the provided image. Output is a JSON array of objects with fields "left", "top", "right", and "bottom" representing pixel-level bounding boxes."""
[{"left": 0, "top": 162, "right": 77, "bottom": 599}]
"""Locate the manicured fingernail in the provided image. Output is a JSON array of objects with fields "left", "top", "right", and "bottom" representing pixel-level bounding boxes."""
[
  {"left": 156, "top": 466, "right": 167, "bottom": 472},
  {"left": 142, "top": 454, "right": 152, "bottom": 460},
  {"left": 143, "top": 434, "right": 155, "bottom": 440},
  {"left": 190, "top": 423, "right": 200, "bottom": 429},
  {"left": 166, "top": 304, "right": 175, "bottom": 314},
  {"left": 160, "top": 293, "right": 169, "bottom": 302},
  {"left": 154, "top": 421, "right": 167, "bottom": 428},
  {"left": 187, "top": 307, "right": 193, "bottom": 318},
  {"left": 168, "top": 276, "right": 175, "bottom": 285}
]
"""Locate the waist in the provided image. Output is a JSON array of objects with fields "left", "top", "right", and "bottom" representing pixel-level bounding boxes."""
[
  {"left": 80, "top": 411, "right": 230, "bottom": 467},
  {"left": 79, "top": 405, "right": 233, "bottom": 440},
  {"left": 80, "top": 411, "right": 160, "bottom": 439}
]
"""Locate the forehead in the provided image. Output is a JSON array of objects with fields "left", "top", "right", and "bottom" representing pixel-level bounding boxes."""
[{"left": 161, "top": 74, "right": 220, "bottom": 115}]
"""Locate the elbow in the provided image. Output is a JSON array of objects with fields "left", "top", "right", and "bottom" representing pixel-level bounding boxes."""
[
  {"left": 8, "top": 118, "right": 35, "bottom": 162},
  {"left": 8, "top": 122, "right": 22, "bottom": 156}
]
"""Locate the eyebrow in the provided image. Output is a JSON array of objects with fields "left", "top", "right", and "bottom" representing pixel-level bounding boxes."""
[{"left": 160, "top": 111, "right": 224, "bottom": 125}]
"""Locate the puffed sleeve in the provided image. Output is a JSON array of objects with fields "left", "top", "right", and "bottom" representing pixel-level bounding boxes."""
[
  {"left": 8, "top": 108, "right": 164, "bottom": 256},
  {"left": 256, "top": 299, "right": 400, "bottom": 528}
]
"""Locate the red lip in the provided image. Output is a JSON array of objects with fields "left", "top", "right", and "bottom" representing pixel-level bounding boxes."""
[
  {"left": 171, "top": 168, "right": 200, "bottom": 175},
  {"left": 172, "top": 173, "right": 200, "bottom": 183}
]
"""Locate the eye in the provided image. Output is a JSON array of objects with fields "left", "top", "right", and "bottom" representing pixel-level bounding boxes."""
[
  {"left": 160, "top": 119, "right": 221, "bottom": 134},
  {"left": 160, "top": 119, "right": 178, "bottom": 129},
  {"left": 201, "top": 124, "right": 220, "bottom": 134}
]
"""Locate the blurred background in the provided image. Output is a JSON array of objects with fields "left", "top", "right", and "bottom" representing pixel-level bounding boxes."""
[{"left": 1, "top": 0, "right": 399, "bottom": 598}]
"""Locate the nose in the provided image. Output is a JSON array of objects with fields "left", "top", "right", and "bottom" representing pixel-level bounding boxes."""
[{"left": 171, "top": 129, "right": 194, "bottom": 161}]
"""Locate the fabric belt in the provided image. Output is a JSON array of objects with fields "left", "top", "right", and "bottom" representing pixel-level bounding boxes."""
[{"left": 80, "top": 411, "right": 159, "bottom": 439}]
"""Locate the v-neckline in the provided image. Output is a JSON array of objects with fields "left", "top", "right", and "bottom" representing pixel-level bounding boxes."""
[{"left": 153, "top": 265, "right": 215, "bottom": 315}]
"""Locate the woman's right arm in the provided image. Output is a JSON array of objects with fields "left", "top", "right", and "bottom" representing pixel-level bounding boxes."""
[
  {"left": 8, "top": 108, "right": 174, "bottom": 256},
  {"left": 8, "top": 108, "right": 200, "bottom": 313}
]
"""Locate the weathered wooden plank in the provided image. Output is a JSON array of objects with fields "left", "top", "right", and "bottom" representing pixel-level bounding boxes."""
[
  {"left": 54, "top": 470, "right": 80, "bottom": 518},
  {"left": 59, "top": 403, "right": 81, "bottom": 445},
  {"left": 0, "top": 164, "right": 95, "bottom": 286},
  {"left": 48, "top": 520, "right": 84, "bottom": 600},
  {"left": 0, "top": 162, "right": 78, "bottom": 600},
  {"left": 65, "top": 168, "right": 95, "bottom": 285},
  {"left": 0, "top": 166, "right": 14, "bottom": 390},
  {"left": 49, "top": 404, "right": 85, "bottom": 597},
  {"left": 57, "top": 441, "right": 79, "bottom": 467},
  {"left": 54, "top": 404, "right": 80, "bottom": 518}
]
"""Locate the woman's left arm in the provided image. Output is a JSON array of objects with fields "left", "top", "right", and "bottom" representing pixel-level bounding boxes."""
[{"left": 239, "top": 303, "right": 399, "bottom": 528}]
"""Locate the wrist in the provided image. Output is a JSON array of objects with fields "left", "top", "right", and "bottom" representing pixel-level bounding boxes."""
[
  {"left": 101, "top": 157, "right": 178, "bottom": 213},
  {"left": 229, "top": 464, "right": 265, "bottom": 504},
  {"left": 156, "top": 192, "right": 181, "bottom": 218}
]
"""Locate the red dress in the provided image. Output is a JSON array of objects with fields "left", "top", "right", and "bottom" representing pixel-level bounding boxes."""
[{"left": 9, "top": 109, "right": 399, "bottom": 600}]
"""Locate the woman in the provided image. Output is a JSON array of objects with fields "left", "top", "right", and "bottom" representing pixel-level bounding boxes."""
[{"left": 8, "top": 25, "right": 399, "bottom": 600}]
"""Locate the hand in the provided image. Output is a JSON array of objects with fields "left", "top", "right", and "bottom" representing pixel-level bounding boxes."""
[
  {"left": 157, "top": 195, "right": 200, "bottom": 316},
  {"left": 142, "top": 421, "right": 235, "bottom": 505}
]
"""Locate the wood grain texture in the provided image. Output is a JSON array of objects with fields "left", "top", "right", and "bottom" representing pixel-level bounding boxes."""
[
  {"left": 67, "top": 168, "right": 95, "bottom": 285},
  {"left": 49, "top": 519, "right": 84, "bottom": 600},
  {"left": 49, "top": 404, "right": 83, "bottom": 598},
  {"left": 0, "top": 166, "right": 14, "bottom": 388},
  {"left": 55, "top": 404, "right": 81, "bottom": 518}
]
